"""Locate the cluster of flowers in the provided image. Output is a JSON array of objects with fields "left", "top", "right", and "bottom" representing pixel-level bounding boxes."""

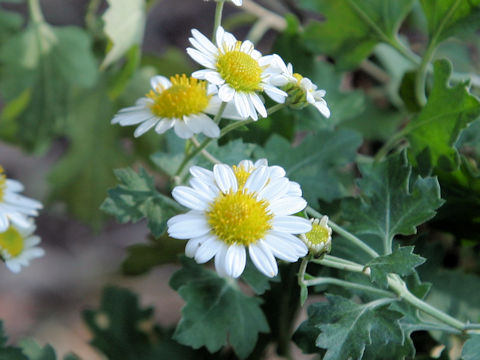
[
  {"left": 112, "top": 18, "right": 333, "bottom": 278},
  {"left": 112, "top": 26, "right": 330, "bottom": 139},
  {"left": 0, "top": 166, "right": 44, "bottom": 273}
]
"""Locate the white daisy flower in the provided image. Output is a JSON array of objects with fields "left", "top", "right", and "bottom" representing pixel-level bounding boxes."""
[
  {"left": 0, "top": 221, "right": 44, "bottom": 273},
  {"left": 167, "top": 160, "right": 310, "bottom": 278},
  {"left": 300, "top": 216, "right": 332, "bottom": 256},
  {"left": 269, "top": 55, "right": 330, "bottom": 118},
  {"left": 187, "top": 27, "right": 288, "bottom": 121},
  {"left": 112, "top": 74, "right": 241, "bottom": 139},
  {"left": 0, "top": 166, "right": 42, "bottom": 232}
]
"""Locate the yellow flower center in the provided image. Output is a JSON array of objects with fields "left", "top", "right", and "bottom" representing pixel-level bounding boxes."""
[
  {"left": 207, "top": 190, "right": 273, "bottom": 246},
  {"left": 216, "top": 42, "right": 263, "bottom": 92},
  {"left": 0, "top": 166, "right": 6, "bottom": 201},
  {"left": 147, "top": 74, "right": 210, "bottom": 118},
  {"left": 232, "top": 165, "right": 252, "bottom": 189},
  {"left": 305, "top": 223, "right": 330, "bottom": 246},
  {"left": 293, "top": 73, "right": 303, "bottom": 84},
  {"left": 0, "top": 226, "right": 24, "bottom": 258}
]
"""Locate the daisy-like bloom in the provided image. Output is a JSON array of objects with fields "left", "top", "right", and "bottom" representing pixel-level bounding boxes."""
[
  {"left": 167, "top": 160, "right": 311, "bottom": 278},
  {"left": 112, "top": 74, "right": 240, "bottom": 139},
  {"left": 187, "top": 27, "right": 288, "bottom": 121},
  {"left": 268, "top": 55, "right": 330, "bottom": 118},
  {"left": 0, "top": 166, "right": 42, "bottom": 232},
  {"left": 300, "top": 216, "right": 332, "bottom": 256},
  {"left": 0, "top": 221, "right": 44, "bottom": 273}
]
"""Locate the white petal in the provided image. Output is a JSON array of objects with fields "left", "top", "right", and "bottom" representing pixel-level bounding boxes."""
[
  {"left": 172, "top": 186, "right": 210, "bottom": 211},
  {"left": 314, "top": 101, "right": 331, "bottom": 118},
  {"left": 215, "top": 26, "right": 225, "bottom": 47},
  {"left": 222, "top": 31, "right": 237, "bottom": 49},
  {"left": 8, "top": 212, "right": 33, "bottom": 229},
  {"left": 173, "top": 120, "right": 195, "bottom": 139},
  {"left": 240, "top": 40, "right": 254, "bottom": 53},
  {"left": 263, "top": 84, "right": 287, "bottom": 104},
  {"left": 205, "top": 71, "right": 225, "bottom": 85},
  {"left": 155, "top": 119, "right": 174, "bottom": 134},
  {"left": 249, "top": 93, "right": 267, "bottom": 118},
  {"left": 234, "top": 92, "right": 250, "bottom": 119},
  {"left": 133, "top": 118, "right": 158, "bottom": 137},
  {"left": 189, "top": 166, "right": 214, "bottom": 182},
  {"left": 6, "top": 261, "right": 21, "bottom": 273},
  {"left": 150, "top": 75, "right": 171, "bottom": 90},
  {"left": 167, "top": 212, "right": 210, "bottom": 239},
  {"left": 254, "top": 159, "right": 268, "bottom": 167},
  {"left": 185, "top": 236, "right": 207, "bottom": 258},
  {"left": 189, "top": 177, "right": 218, "bottom": 200},
  {"left": 231, "top": 0, "right": 242, "bottom": 5},
  {"left": 214, "top": 242, "right": 229, "bottom": 277},
  {"left": 185, "top": 114, "right": 220, "bottom": 138},
  {"left": 186, "top": 48, "right": 215, "bottom": 69},
  {"left": 5, "top": 179, "right": 24, "bottom": 192},
  {"left": 213, "top": 164, "right": 238, "bottom": 193},
  {"left": 287, "top": 181, "right": 302, "bottom": 197},
  {"left": 272, "top": 216, "right": 312, "bottom": 234},
  {"left": 264, "top": 232, "right": 307, "bottom": 261},
  {"left": 224, "top": 244, "right": 246, "bottom": 278},
  {"left": 269, "top": 165, "right": 286, "bottom": 179},
  {"left": 249, "top": 241, "right": 278, "bottom": 277},
  {"left": 192, "top": 69, "right": 214, "bottom": 80},
  {"left": 218, "top": 84, "right": 235, "bottom": 102},
  {"left": 0, "top": 215, "right": 8, "bottom": 232},
  {"left": 192, "top": 29, "right": 218, "bottom": 53},
  {"left": 257, "top": 177, "right": 290, "bottom": 201},
  {"left": 268, "top": 197, "right": 307, "bottom": 216},
  {"left": 114, "top": 110, "right": 154, "bottom": 126},
  {"left": 244, "top": 166, "right": 269, "bottom": 193},
  {"left": 195, "top": 237, "right": 223, "bottom": 264},
  {"left": 270, "top": 75, "right": 290, "bottom": 87},
  {"left": 4, "top": 193, "right": 42, "bottom": 210},
  {"left": 239, "top": 160, "right": 253, "bottom": 170}
]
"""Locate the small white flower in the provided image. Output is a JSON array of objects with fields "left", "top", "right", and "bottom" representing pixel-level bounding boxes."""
[
  {"left": 112, "top": 74, "right": 241, "bottom": 139},
  {"left": 187, "top": 27, "right": 288, "bottom": 121},
  {"left": 300, "top": 216, "right": 332, "bottom": 256},
  {"left": 167, "top": 159, "right": 310, "bottom": 278},
  {"left": 0, "top": 221, "right": 44, "bottom": 273},
  {"left": 269, "top": 55, "right": 330, "bottom": 118},
  {"left": 0, "top": 166, "right": 42, "bottom": 232}
]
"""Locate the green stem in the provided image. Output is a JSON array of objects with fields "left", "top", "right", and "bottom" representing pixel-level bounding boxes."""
[
  {"left": 214, "top": 102, "right": 227, "bottom": 124},
  {"left": 388, "top": 275, "right": 465, "bottom": 331},
  {"left": 297, "top": 254, "right": 311, "bottom": 287},
  {"left": 312, "top": 255, "right": 366, "bottom": 273},
  {"left": 415, "top": 40, "right": 437, "bottom": 107},
  {"left": 374, "top": 128, "right": 408, "bottom": 162},
  {"left": 304, "top": 277, "right": 396, "bottom": 298},
  {"left": 306, "top": 206, "right": 379, "bottom": 258},
  {"left": 28, "top": 0, "right": 45, "bottom": 23},
  {"left": 213, "top": 0, "right": 225, "bottom": 41},
  {"left": 191, "top": 136, "right": 221, "bottom": 164}
]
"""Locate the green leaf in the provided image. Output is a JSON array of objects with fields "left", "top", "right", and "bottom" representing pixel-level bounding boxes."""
[
  {"left": 0, "top": 322, "right": 27, "bottom": 360},
  {"left": 256, "top": 129, "right": 362, "bottom": 204},
  {"left": 101, "top": 167, "right": 182, "bottom": 236},
  {"left": 462, "top": 335, "right": 480, "bottom": 360},
  {"left": 121, "top": 240, "right": 185, "bottom": 276},
  {"left": 240, "top": 258, "right": 279, "bottom": 295},
  {"left": 48, "top": 85, "right": 128, "bottom": 229},
  {"left": 0, "top": 8, "right": 22, "bottom": 45},
  {"left": 299, "top": 0, "right": 415, "bottom": 69},
  {"left": 101, "top": 0, "right": 146, "bottom": 68},
  {"left": 170, "top": 257, "right": 269, "bottom": 359},
  {"left": 301, "top": 295, "right": 405, "bottom": 360},
  {"left": 341, "top": 151, "right": 444, "bottom": 254},
  {"left": 366, "top": 246, "right": 426, "bottom": 287},
  {"left": 405, "top": 59, "right": 480, "bottom": 174},
  {"left": 420, "top": 0, "right": 480, "bottom": 42},
  {"left": 83, "top": 286, "right": 154, "bottom": 359},
  {"left": 0, "top": 21, "right": 98, "bottom": 150},
  {"left": 18, "top": 340, "right": 56, "bottom": 360}
]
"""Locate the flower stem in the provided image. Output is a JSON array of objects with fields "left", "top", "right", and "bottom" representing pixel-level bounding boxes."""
[
  {"left": 191, "top": 136, "right": 220, "bottom": 164},
  {"left": 312, "top": 255, "right": 367, "bottom": 274},
  {"left": 213, "top": 0, "right": 225, "bottom": 41},
  {"left": 28, "top": 0, "right": 45, "bottom": 23},
  {"left": 415, "top": 40, "right": 437, "bottom": 107},
  {"left": 214, "top": 102, "right": 227, "bottom": 124},
  {"left": 304, "top": 277, "right": 396, "bottom": 298},
  {"left": 306, "top": 206, "right": 379, "bottom": 258}
]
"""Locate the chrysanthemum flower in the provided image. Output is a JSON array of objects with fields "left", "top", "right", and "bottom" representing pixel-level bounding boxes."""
[
  {"left": 0, "top": 166, "right": 42, "bottom": 232},
  {"left": 268, "top": 55, "right": 330, "bottom": 118},
  {"left": 187, "top": 27, "right": 287, "bottom": 120},
  {"left": 167, "top": 160, "right": 310, "bottom": 278},
  {"left": 112, "top": 74, "right": 240, "bottom": 138},
  {"left": 300, "top": 216, "right": 332, "bottom": 256},
  {"left": 0, "top": 221, "right": 44, "bottom": 273}
]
